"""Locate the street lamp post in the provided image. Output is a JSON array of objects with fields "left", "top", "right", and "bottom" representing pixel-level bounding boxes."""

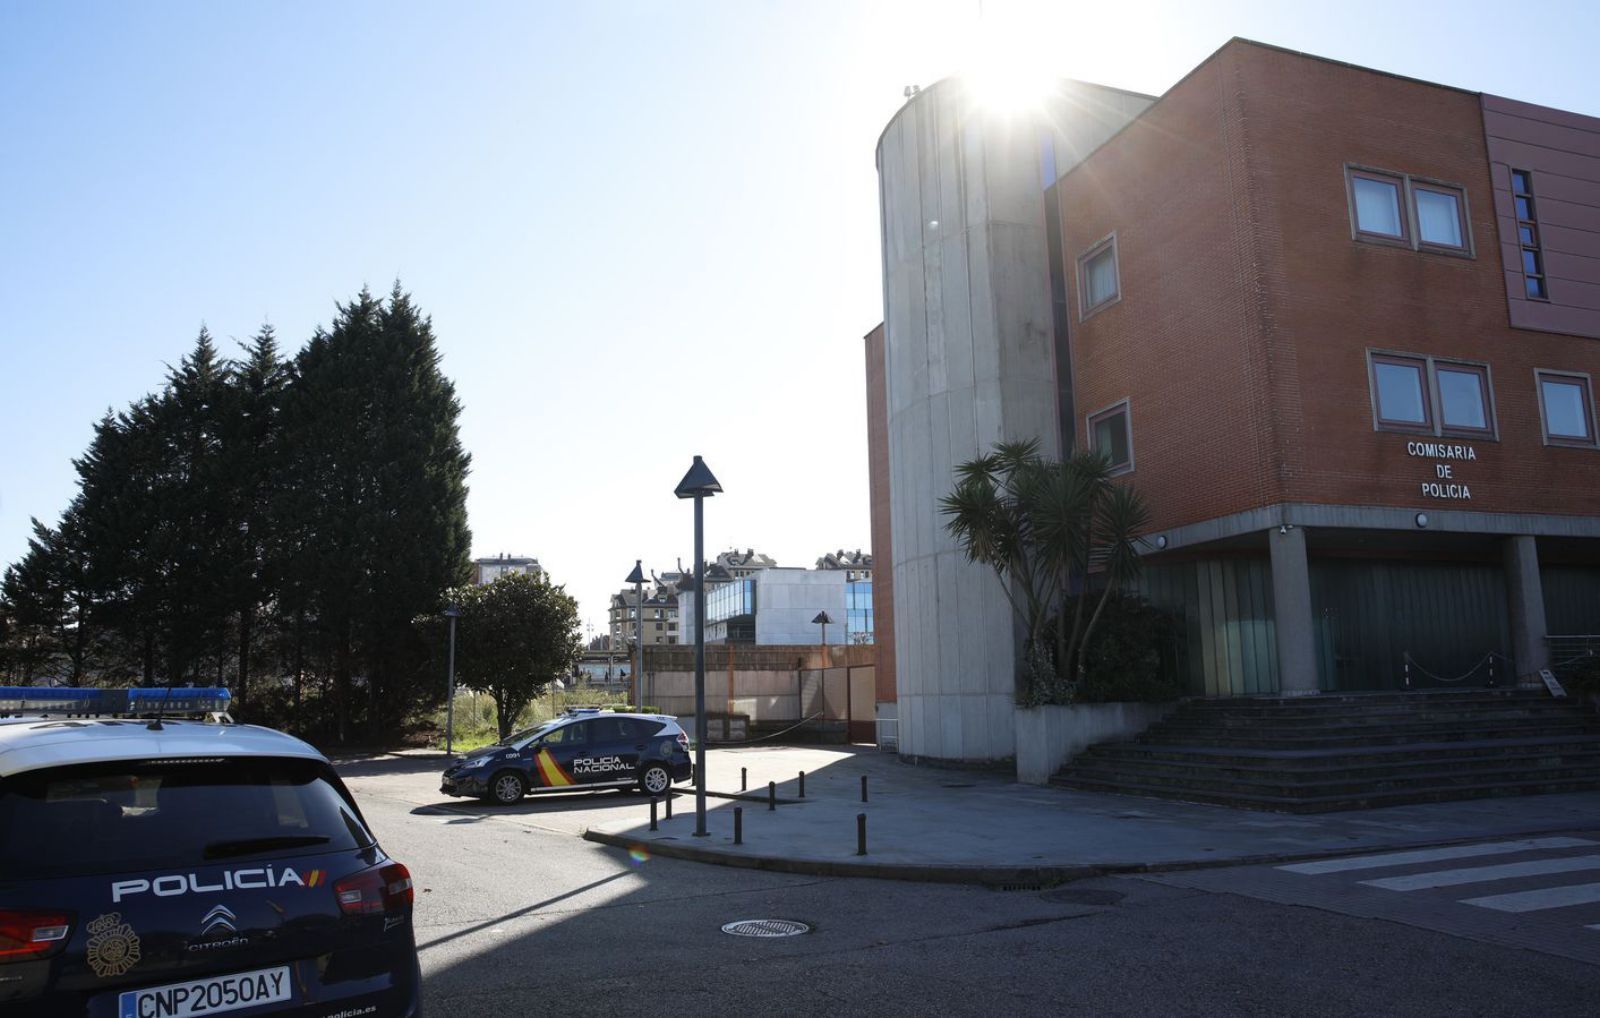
[
  {"left": 674, "top": 455, "right": 722, "bottom": 838},
  {"left": 625, "top": 561, "right": 646, "bottom": 709},
  {"left": 812, "top": 610, "right": 835, "bottom": 648},
  {"left": 443, "top": 604, "right": 461, "bottom": 758}
]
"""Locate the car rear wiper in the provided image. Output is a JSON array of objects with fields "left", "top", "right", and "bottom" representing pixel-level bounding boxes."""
[{"left": 203, "top": 835, "right": 331, "bottom": 859}]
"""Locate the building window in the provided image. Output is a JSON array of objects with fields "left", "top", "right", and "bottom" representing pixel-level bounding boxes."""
[
  {"left": 1077, "top": 235, "right": 1120, "bottom": 318},
  {"left": 1368, "top": 352, "right": 1497, "bottom": 439},
  {"left": 1350, "top": 170, "right": 1407, "bottom": 241},
  {"left": 1087, "top": 400, "right": 1133, "bottom": 473},
  {"left": 1371, "top": 355, "right": 1430, "bottom": 429},
  {"left": 1346, "top": 165, "right": 1473, "bottom": 256},
  {"left": 1513, "top": 170, "right": 1548, "bottom": 300},
  {"left": 1435, "top": 364, "right": 1493, "bottom": 436},
  {"left": 1537, "top": 371, "right": 1597, "bottom": 447},
  {"left": 1413, "top": 183, "right": 1467, "bottom": 251}
]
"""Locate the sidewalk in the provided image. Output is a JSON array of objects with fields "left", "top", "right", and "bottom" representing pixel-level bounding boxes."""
[{"left": 584, "top": 744, "right": 1600, "bottom": 884}]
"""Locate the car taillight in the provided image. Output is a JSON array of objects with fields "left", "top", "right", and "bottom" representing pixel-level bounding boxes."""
[
  {"left": 0, "top": 910, "right": 72, "bottom": 962},
  {"left": 676, "top": 733, "right": 690, "bottom": 751},
  {"left": 333, "top": 862, "right": 414, "bottom": 916}
]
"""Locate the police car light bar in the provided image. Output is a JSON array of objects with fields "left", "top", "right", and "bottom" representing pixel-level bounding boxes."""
[{"left": 0, "top": 687, "right": 232, "bottom": 717}]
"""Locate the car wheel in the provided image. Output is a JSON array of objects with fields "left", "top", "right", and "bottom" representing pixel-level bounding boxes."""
[
  {"left": 488, "top": 771, "right": 526, "bottom": 805},
  {"left": 640, "top": 763, "right": 671, "bottom": 796}
]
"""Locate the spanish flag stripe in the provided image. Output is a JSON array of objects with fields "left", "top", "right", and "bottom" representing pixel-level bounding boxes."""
[{"left": 535, "top": 749, "right": 574, "bottom": 787}]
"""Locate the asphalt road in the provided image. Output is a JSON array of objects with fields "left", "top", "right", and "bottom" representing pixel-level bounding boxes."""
[{"left": 342, "top": 755, "right": 1600, "bottom": 1017}]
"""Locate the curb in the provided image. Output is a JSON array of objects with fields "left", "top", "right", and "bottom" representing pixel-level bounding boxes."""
[{"left": 581, "top": 821, "right": 1598, "bottom": 887}]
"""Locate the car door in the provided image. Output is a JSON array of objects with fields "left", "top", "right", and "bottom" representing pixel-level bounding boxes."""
[
  {"left": 529, "top": 721, "right": 589, "bottom": 789},
  {"left": 572, "top": 718, "right": 634, "bottom": 784}
]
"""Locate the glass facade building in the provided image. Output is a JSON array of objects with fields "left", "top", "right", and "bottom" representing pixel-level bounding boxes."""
[{"left": 846, "top": 580, "right": 874, "bottom": 644}]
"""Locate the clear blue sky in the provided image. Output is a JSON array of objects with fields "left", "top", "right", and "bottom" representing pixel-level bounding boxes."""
[{"left": 3, "top": 0, "right": 1597, "bottom": 635}]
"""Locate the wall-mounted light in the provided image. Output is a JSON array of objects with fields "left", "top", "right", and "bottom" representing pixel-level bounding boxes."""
[
  {"left": 1154, "top": 535, "right": 1168, "bottom": 550},
  {"left": 1415, "top": 512, "right": 1429, "bottom": 528}
]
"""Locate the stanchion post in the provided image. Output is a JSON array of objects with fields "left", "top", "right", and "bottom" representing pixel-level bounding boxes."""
[
  {"left": 665, "top": 793, "right": 673, "bottom": 820},
  {"left": 741, "top": 767, "right": 747, "bottom": 792},
  {"left": 799, "top": 770, "right": 806, "bottom": 798},
  {"left": 861, "top": 775, "right": 868, "bottom": 803},
  {"left": 734, "top": 807, "right": 743, "bottom": 845},
  {"left": 856, "top": 813, "right": 867, "bottom": 856},
  {"left": 649, "top": 797, "right": 658, "bottom": 832},
  {"left": 768, "top": 781, "right": 776, "bottom": 812}
]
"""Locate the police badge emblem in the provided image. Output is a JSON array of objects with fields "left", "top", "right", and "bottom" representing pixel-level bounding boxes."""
[{"left": 86, "top": 912, "right": 141, "bottom": 977}]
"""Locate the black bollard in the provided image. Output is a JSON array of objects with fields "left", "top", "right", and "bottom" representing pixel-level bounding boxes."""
[
  {"left": 861, "top": 774, "right": 869, "bottom": 803},
  {"left": 768, "top": 780, "right": 776, "bottom": 812},
  {"left": 734, "top": 807, "right": 743, "bottom": 845},
  {"left": 741, "top": 766, "right": 747, "bottom": 792},
  {"left": 649, "top": 797, "right": 658, "bottom": 831},
  {"left": 799, "top": 770, "right": 806, "bottom": 798},
  {"left": 856, "top": 813, "right": 867, "bottom": 856},
  {"left": 665, "top": 793, "right": 673, "bottom": 820}
]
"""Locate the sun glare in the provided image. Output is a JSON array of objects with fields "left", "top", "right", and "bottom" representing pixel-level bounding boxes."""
[{"left": 960, "top": 1, "right": 1064, "bottom": 115}]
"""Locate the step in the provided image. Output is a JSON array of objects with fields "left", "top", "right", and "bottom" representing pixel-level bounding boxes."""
[
  {"left": 1162, "top": 704, "right": 1589, "bottom": 726},
  {"left": 1081, "top": 734, "right": 1600, "bottom": 769},
  {"left": 1058, "top": 759, "right": 1600, "bottom": 800},
  {"left": 1144, "top": 720, "right": 1600, "bottom": 744},
  {"left": 1049, "top": 773, "right": 1600, "bottom": 814},
  {"left": 1135, "top": 724, "right": 1600, "bottom": 750},
  {"left": 1063, "top": 747, "right": 1600, "bottom": 787}
]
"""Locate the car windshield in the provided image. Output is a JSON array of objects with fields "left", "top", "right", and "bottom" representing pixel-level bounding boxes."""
[
  {"left": 0, "top": 756, "right": 373, "bottom": 879},
  {"left": 498, "top": 723, "right": 557, "bottom": 747}
]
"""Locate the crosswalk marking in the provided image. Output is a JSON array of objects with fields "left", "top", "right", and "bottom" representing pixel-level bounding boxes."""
[
  {"left": 1276, "top": 837, "right": 1598, "bottom": 875},
  {"left": 1360, "top": 855, "right": 1600, "bottom": 892},
  {"left": 1460, "top": 882, "right": 1600, "bottom": 913}
]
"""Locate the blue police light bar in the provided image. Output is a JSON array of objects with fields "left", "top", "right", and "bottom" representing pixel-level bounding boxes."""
[{"left": 0, "top": 687, "right": 232, "bottom": 715}]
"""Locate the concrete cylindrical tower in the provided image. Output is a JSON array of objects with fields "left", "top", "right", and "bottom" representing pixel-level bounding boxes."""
[{"left": 876, "top": 78, "right": 1150, "bottom": 762}]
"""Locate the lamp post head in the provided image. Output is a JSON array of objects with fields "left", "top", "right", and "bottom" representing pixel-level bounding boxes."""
[
  {"left": 674, "top": 455, "right": 722, "bottom": 499},
  {"left": 443, "top": 604, "right": 461, "bottom": 618},
  {"left": 625, "top": 560, "right": 646, "bottom": 585},
  {"left": 812, "top": 611, "right": 835, "bottom": 626}
]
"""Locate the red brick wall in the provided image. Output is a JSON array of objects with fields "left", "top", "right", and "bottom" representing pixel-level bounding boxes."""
[
  {"left": 1057, "top": 40, "right": 1600, "bottom": 530},
  {"left": 864, "top": 324, "right": 896, "bottom": 705}
]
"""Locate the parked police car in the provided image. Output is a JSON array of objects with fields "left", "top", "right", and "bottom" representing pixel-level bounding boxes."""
[
  {"left": 441, "top": 708, "right": 692, "bottom": 805},
  {"left": 0, "top": 687, "right": 421, "bottom": 1018}
]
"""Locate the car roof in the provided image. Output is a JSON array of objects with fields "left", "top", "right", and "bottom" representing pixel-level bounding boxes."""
[{"left": 0, "top": 717, "right": 327, "bottom": 778}]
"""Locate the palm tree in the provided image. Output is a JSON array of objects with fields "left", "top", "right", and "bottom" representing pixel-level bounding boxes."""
[{"left": 940, "top": 440, "right": 1151, "bottom": 703}]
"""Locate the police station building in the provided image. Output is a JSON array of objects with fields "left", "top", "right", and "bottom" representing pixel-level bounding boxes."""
[{"left": 867, "top": 39, "right": 1600, "bottom": 763}]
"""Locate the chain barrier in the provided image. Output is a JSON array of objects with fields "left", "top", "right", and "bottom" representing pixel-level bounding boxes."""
[{"left": 1402, "top": 651, "right": 1497, "bottom": 687}]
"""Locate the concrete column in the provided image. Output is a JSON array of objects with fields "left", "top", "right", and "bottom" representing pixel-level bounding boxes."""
[
  {"left": 1502, "top": 535, "right": 1550, "bottom": 681},
  {"left": 1269, "top": 526, "right": 1319, "bottom": 695}
]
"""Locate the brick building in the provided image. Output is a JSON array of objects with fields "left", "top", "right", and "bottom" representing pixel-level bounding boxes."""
[{"left": 870, "top": 39, "right": 1600, "bottom": 763}]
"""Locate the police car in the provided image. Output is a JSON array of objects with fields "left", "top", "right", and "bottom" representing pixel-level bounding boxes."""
[
  {"left": 440, "top": 708, "right": 693, "bottom": 805},
  {"left": 0, "top": 687, "right": 421, "bottom": 1018}
]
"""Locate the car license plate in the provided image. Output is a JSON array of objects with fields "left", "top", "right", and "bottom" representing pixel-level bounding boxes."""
[{"left": 118, "top": 964, "right": 292, "bottom": 1018}]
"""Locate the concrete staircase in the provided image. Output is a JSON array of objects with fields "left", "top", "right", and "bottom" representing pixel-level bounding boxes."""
[{"left": 1051, "top": 689, "right": 1600, "bottom": 813}]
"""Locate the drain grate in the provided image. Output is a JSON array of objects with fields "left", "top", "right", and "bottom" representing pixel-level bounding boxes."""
[{"left": 721, "top": 919, "right": 811, "bottom": 938}]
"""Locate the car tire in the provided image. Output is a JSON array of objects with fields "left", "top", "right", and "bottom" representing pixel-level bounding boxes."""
[
  {"left": 487, "top": 771, "right": 526, "bottom": 805},
  {"left": 639, "top": 763, "right": 672, "bottom": 797}
]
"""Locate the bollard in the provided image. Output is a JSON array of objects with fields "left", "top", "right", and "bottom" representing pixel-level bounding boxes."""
[
  {"left": 768, "top": 781, "right": 776, "bottom": 812},
  {"left": 649, "top": 797, "right": 658, "bottom": 832},
  {"left": 856, "top": 813, "right": 867, "bottom": 856},
  {"left": 741, "top": 766, "right": 747, "bottom": 792},
  {"left": 665, "top": 793, "right": 673, "bottom": 820},
  {"left": 861, "top": 774, "right": 869, "bottom": 803},
  {"left": 734, "top": 807, "right": 743, "bottom": 845},
  {"left": 799, "top": 770, "right": 806, "bottom": 798}
]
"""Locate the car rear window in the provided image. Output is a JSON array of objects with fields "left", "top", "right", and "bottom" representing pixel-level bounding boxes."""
[{"left": 0, "top": 756, "right": 372, "bottom": 879}]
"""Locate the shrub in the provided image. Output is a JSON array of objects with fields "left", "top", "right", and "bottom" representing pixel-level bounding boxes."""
[{"left": 1069, "top": 595, "right": 1185, "bottom": 704}]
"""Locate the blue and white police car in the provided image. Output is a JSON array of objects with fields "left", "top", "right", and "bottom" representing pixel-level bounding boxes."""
[
  {"left": 440, "top": 708, "right": 693, "bottom": 805},
  {"left": 0, "top": 687, "right": 421, "bottom": 1017}
]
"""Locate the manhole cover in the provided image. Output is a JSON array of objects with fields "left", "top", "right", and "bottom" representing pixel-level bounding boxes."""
[
  {"left": 721, "top": 919, "right": 811, "bottom": 938},
  {"left": 941, "top": 783, "right": 975, "bottom": 789},
  {"left": 1040, "top": 888, "right": 1125, "bottom": 907}
]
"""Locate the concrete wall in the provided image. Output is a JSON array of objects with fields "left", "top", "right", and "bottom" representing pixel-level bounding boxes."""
[
  {"left": 876, "top": 77, "right": 1152, "bottom": 762},
  {"left": 864, "top": 324, "right": 898, "bottom": 714},
  {"left": 1014, "top": 701, "right": 1180, "bottom": 785},
  {"left": 754, "top": 568, "right": 848, "bottom": 645}
]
